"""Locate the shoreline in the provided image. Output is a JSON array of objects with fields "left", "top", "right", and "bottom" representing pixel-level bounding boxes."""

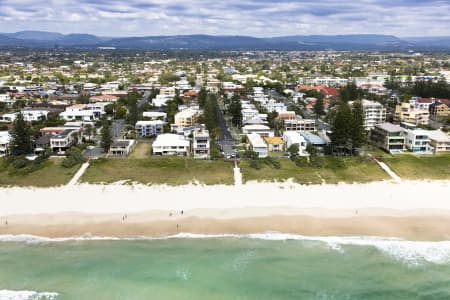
[{"left": 1, "top": 180, "right": 450, "bottom": 241}]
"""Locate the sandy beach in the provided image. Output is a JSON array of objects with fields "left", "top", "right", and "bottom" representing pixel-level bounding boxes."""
[{"left": 1, "top": 180, "right": 450, "bottom": 240}]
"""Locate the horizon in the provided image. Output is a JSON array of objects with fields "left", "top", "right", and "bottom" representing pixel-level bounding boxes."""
[
  {"left": 0, "top": 0, "right": 449, "bottom": 37},
  {"left": 2, "top": 30, "right": 450, "bottom": 39}
]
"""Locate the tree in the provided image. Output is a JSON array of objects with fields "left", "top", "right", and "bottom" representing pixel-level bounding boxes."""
[
  {"left": 330, "top": 101, "right": 353, "bottom": 153},
  {"left": 198, "top": 87, "right": 207, "bottom": 108},
  {"left": 100, "top": 120, "right": 112, "bottom": 153},
  {"left": 340, "top": 81, "right": 360, "bottom": 102},
  {"left": 350, "top": 100, "right": 366, "bottom": 151},
  {"left": 228, "top": 93, "right": 242, "bottom": 128},
  {"left": 84, "top": 124, "right": 94, "bottom": 141},
  {"left": 10, "top": 112, "right": 32, "bottom": 156},
  {"left": 306, "top": 144, "right": 318, "bottom": 157},
  {"left": 313, "top": 97, "right": 325, "bottom": 116},
  {"left": 287, "top": 144, "right": 299, "bottom": 158}
]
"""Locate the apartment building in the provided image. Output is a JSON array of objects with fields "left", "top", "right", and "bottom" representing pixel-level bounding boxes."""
[
  {"left": 284, "top": 118, "right": 316, "bottom": 133},
  {"left": 192, "top": 127, "right": 210, "bottom": 159},
  {"left": 394, "top": 103, "right": 429, "bottom": 125},
  {"left": 429, "top": 100, "right": 450, "bottom": 118},
  {"left": 349, "top": 100, "right": 386, "bottom": 130},
  {"left": 174, "top": 108, "right": 201, "bottom": 129},
  {"left": 370, "top": 123, "right": 405, "bottom": 153},
  {"left": 135, "top": 120, "right": 165, "bottom": 137}
]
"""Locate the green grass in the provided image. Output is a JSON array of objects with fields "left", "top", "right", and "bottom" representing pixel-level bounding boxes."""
[
  {"left": 381, "top": 154, "right": 450, "bottom": 180},
  {"left": 128, "top": 142, "right": 151, "bottom": 159},
  {"left": 240, "top": 157, "right": 390, "bottom": 184},
  {"left": 0, "top": 158, "right": 80, "bottom": 187},
  {"left": 81, "top": 157, "right": 234, "bottom": 185}
]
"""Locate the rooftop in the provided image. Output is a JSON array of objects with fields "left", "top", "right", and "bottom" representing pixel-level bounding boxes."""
[
  {"left": 248, "top": 133, "right": 267, "bottom": 148},
  {"left": 376, "top": 122, "right": 404, "bottom": 133}
]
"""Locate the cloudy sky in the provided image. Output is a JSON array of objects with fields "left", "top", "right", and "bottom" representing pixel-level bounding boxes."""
[{"left": 0, "top": 0, "right": 449, "bottom": 37}]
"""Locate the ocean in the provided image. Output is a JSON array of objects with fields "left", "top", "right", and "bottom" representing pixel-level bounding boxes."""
[{"left": 1, "top": 234, "right": 450, "bottom": 300}]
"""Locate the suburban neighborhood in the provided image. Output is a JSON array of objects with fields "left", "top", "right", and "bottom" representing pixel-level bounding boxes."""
[{"left": 0, "top": 49, "right": 449, "bottom": 186}]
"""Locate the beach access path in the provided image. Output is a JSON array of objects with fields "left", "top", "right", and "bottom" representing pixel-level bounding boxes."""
[
  {"left": 67, "top": 161, "right": 90, "bottom": 186},
  {"left": 373, "top": 157, "right": 402, "bottom": 182}
]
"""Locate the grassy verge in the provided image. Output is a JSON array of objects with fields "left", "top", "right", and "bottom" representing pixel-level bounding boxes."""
[
  {"left": 128, "top": 142, "right": 151, "bottom": 159},
  {"left": 240, "top": 157, "right": 390, "bottom": 184},
  {"left": 81, "top": 157, "right": 234, "bottom": 185},
  {"left": 0, "top": 158, "right": 80, "bottom": 187},
  {"left": 381, "top": 154, "right": 450, "bottom": 180}
]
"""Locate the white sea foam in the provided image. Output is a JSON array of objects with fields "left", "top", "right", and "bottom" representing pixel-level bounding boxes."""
[
  {"left": 2, "top": 233, "right": 450, "bottom": 265},
  {"left": 0, "top": 290, "right": 58, "bottom": 300}
]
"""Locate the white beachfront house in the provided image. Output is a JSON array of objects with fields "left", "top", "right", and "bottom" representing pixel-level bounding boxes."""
[
  {"left": 247, "top": 133, "right": 268, "bottom": 158},
  {"left": 283, "top": 131, "right": 308, "bottom": 155},
  {"left": 152, "top": 133, "right": 190, "bottom": 156},
  {"left": 192, "top": 127, "right": 210, "bottom": 159},
  {"left": 110, "top": 140, "right": 136, "bottom": 156}
]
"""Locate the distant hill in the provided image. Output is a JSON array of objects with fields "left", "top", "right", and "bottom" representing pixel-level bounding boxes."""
[
  {"left": 6, "top": 30, "right": 64, "bottom": 41},
  {"left": 0, "top": 31, "right": 449, "bottom": 50}
]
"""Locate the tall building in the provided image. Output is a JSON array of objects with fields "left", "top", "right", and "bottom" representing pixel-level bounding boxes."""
[
  {"left": 192, "top": 127, "right": 210, "bottom": 159},
  {"left": 350, "top": 100, "right": 386, "bottom": 130},
  {"left": 174, "top": 108, "right": 201, "bottom": 128},
  {"left": 394, "top": 103, "right": 429, "bottom": 125}
]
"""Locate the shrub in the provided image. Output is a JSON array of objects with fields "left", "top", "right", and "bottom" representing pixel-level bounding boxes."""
[
  {"left": 310, "top": 156, "right": 325, "bottom": 168},
  {"left": 11, "top": 158, "right": 28, "bottom": 169},
  {"left": 250, "top": 159, "right": 261, "bottom": 170},
  {"left": 293, "top": 156, "right": 309, "bottom": 167},
  {"left": 62, "top": 148, "right": 84, "bottom": 168}
]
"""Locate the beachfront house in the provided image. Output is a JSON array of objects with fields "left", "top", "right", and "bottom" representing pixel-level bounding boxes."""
[
  {"left": 247, "top": 133, "right": 268, "bottom": 158},
  {"left": 404, "top": 129, "right": 431, "bottom": 153},
  {"left": 282, "top": 131, "right": 307, "bottom": 155},
  {"left": 428, "top": 131, "right": 450, "bottom": 153},
  {"left": 370, "top": 123, "right": 405, "bottom": 153},
  {"left": 192, "top": 127, "right": 210, "bottom": 159},
  {"left": 300, "top": 132, "right": 327, "bottom": 154},
  {"left": 110, "top": 140, "right": 136, "bottom": 156},
  {"left": 264, "top": 136, "right": 284, "bottom": 152},
  {"left": 152, "top": 133, "right": 190, "bottom": 156},
  {"left": 49, "top": 129, "right": 79, "bottom": 154}
]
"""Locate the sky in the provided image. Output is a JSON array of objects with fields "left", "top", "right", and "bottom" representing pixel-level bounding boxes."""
[{"left": 0, "top": 0, "right": 449, "bottom": 37}]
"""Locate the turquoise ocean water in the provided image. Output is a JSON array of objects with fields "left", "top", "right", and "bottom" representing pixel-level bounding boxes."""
[{"left": 1, "top": 234, "right": 450, "bottom": 300}]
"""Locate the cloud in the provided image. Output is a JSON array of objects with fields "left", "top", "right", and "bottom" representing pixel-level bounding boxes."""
[{"left": 0, "top": 0, "right": 448, "bottom": 37}]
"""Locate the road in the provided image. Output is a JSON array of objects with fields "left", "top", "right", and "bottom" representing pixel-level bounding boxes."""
[
  {"left": 111, "top": 119, "right": 125, "bottom": 139},
  {"left": 138, "top": 91, "right": 150, "bottom": 108},
  {"left": 214, "top": 95, "right": 236, "bottom": 158}
]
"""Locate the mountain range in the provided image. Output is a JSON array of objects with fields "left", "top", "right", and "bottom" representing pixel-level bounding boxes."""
[{"left": 0, "top": 31, "right": 449, "bottom": 50}]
